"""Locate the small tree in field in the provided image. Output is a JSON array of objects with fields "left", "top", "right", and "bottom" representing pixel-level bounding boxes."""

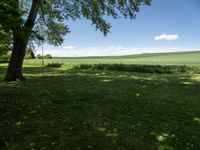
[
  {"left": 43, "top": 54, "right": 52, "bottom": 59},
  {"left": 0, "top": 0, "right": 151, "bottom": 81},
  {"left": 25, "top": 48, "right": 36, "bottom": 59}
]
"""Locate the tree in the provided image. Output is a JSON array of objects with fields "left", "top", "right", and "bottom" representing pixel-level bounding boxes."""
[
  {"left": 0, "top": 29, "right": 12, "bottom": 58},
  {"left": 43, "top": 54, "right": 52, "bottom": 59},
  {"left": 0, "top": 0, "right": 151, "bottom": 81},
  {"left": 36, "top": 54, "right": 42, "bottom": 59},
  {"left": 25, "top": 48, "right": 36, "bottom": 59},
  {"left": 36, "top": 54, "right": 52, "bottom": 59}
]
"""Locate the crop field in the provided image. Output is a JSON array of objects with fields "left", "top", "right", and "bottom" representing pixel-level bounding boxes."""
[
  {"left": 25, "top": 51, "right": 200, "bottom": 66},
  {"left": 0, "top": 51, "right": 200, "bottom": 150}
]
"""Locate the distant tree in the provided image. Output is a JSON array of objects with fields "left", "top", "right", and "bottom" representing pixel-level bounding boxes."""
[
  {"left": 36, "top": 54, "right": 42, "bottom": 59},
  {"left": 25, "top": 48, "right": 36, "bottom": 59},
  {"left": 43, "top": 54, "right": 52, "bottom": 59},
  {"left": 0, "top": 0, "right": 152, "bottom": 81},
  {"left": 36, "top": 54, "right": 52, "bottom": 59}
]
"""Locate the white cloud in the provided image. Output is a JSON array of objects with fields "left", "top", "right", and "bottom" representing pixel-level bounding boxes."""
[
  {"left": 64, "top": 45, "right": 76, "bottom": 50},
  {"left": 35, "top": 46, "right": 196, "bottom": 57},
  {"left": 155, "top": 34, "right": 179, "bottom": 41}
]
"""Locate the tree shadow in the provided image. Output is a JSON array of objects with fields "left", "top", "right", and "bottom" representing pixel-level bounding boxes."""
[{"left": 0, "top": 66, "right": 200, "bottom": 149}]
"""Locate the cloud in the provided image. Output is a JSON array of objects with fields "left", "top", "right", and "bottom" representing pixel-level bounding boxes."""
[
  {"left": 37, "top": 46, "right": 191, "bottom": 57},
  {"left": 155, "top": 34, "right": 179, "bottom": 41},
  {"left": 64, "top": 45, "right": 76, "bottom": 50}
]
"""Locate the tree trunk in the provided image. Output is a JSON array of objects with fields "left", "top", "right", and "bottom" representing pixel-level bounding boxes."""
[
  {"left": 4, "top": 36, "right": 28, "bottom": 81},
  {"left": 3, "top": 0, "right": 41, "bottom": 82}
]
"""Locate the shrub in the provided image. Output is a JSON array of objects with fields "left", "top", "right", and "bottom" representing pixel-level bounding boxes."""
[
  {"left": 36, "top": 54, "right": 42, "bottom": 59},
  {"left": 37, "top": 54, "right": 52, "bottom": 59},
  {"left": 45, "top": 63, "right": 62, "bottom": 68},
  {"left": 44, "top": 54, "right": 52, "bottom": 59},
  {"left": 0, "top": 53, "right": 11, "bottom": 63},
  {"left": 74, "top": 64, "right": 194, "bottom": 74}
]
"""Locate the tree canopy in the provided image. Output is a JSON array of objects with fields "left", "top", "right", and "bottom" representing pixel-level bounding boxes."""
[
  {"left": 1, "top": 0, "right": 152, "bottom": 46},
  {"left": 0, "top": 29, "right": 11, "bottom": 57}
]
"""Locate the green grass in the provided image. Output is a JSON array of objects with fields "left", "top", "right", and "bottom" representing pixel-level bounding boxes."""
[
  {"left": 25, "top": 51, "right": 200, "bottom": 66},
  {"left": 0, "top": 51, "right": 200, "bottom": 149}
]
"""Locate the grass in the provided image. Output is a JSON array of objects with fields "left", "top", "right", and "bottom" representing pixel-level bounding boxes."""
[
  {"left": 0, "top": 51, "right": 200, "bottom": 149},
  {"left": 25, "top": 51, "right": 200, "bottom": 66}
]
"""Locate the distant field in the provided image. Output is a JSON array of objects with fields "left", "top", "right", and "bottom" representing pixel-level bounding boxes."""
[{"left": 25, "top": 51, "right": 200, "bottom": 66}]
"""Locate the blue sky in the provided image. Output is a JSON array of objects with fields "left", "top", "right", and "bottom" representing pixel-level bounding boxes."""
[{"left": 40, "top": 0, "right": 200, "bottom": 57}]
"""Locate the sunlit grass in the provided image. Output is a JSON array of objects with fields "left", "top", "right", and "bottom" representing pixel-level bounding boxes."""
[
  {"left": 194, "top": 118, "right": 200, "bottom": 123},
  {"left": 0, "top": 62, "right": 200, "bottom": 149}
]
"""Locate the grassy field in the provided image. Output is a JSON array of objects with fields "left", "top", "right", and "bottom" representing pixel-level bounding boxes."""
[
  {"left": 25, "top": 51, "right": 200, "bottom": 66},
  {"left": 0, "top": 51, "right": 200, "bottom": 150}
]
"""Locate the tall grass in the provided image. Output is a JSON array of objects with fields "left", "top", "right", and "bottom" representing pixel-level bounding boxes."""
[
  {"left": 45, "top": 63, "right": 62, "bottom": 68},
  {"left": 74, "top": 64, "right": 199, "bottom": 74}
]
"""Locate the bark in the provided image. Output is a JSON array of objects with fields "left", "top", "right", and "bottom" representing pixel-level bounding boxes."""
[
  {"left": 4, "top": 0, "right": 41, "bottom": 82},
  {"left": 4, "top": 36, "right": 28, "bottom": 81}
]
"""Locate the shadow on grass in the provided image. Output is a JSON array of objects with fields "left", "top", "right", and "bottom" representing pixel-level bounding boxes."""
[{"left": 0, "top": 66, "right": 200, "bottom": 149}]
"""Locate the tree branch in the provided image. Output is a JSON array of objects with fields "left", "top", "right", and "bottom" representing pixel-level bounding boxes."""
[{"left": 24, "top": 0, "right": 41, "bottom": 29}]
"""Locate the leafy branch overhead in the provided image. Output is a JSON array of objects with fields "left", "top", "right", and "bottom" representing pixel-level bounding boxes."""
[{"left": 1, "top": 0, "right": 151, "bottom": 46}]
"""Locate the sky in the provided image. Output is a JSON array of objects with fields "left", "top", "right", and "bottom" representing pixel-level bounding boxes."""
[{"left": 38, "top": 0, "right": 200, "bottom": 57}]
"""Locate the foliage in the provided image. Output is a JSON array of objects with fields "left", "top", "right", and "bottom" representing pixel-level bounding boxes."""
[
  {"left": 43, "top": 54, "right": 52, "bottom": 59},
  {"left": 36, "top": 54, "right": 42, "bottom": 59},
  {"left": 0, "top": 53, "right": 11, "bottom": 62},
  {"left": 33, "top": 0, "right": 151, "bottom": 45},
  {"left": 45, "top": 63, "right": 62, "bottom": 68},
  {"left": 36, "top": 54, "right": 52, "bottom": 59},
  {"left": 25, "top": 48, "right": 36, "bottom": 59},
  {"left": 24, "top": 54, "right": 34, "bottom": 60},
  {"left": 0, "top": 0, "right": 152, "bottom": 47},
  {"left": 0, "top": 0, "right": 23, "bottom": 32},
  {"left": 0, "top": 29, "right": 12, "bottom": 57},
  {"left": 74, "top": 64, "right": 194, "bottom": 74}
]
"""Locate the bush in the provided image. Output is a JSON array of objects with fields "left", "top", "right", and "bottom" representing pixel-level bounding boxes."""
[
  {"left": 0, "top": 53, "right": 11, "bottom": 63},
  {"left": 37, "top": 54, "right": 52, "bottom": 59},
  {"left": 45, "top": 63, "right": 62, "bottom": 68},
  {"left": 74, "top": 64, "right": 194, "bottom": 74},
  {"left": 36, "top": 54, "right": 42, "bottom": 59},
  {"left": 44, "top": 54, "right": 52, "bottom": 59}
]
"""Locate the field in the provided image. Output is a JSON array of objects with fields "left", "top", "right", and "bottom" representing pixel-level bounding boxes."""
[
  {"left": 0, "top": 51, "right": 200, "bottom": 150},
  {"left": 25, "top": 51, "right": 200, "bottom": 66}
]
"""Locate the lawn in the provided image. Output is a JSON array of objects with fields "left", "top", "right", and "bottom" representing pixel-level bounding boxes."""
[
  {"left": 0, "top": 51, "right": 200, "bottom": 150},
  {"left": 0, "top": 62, "right": 200, "bottom": 150}
]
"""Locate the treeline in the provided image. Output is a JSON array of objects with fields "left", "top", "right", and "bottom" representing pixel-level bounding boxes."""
[
  {"left": 0, "top": 48, "right": 52, "bottom": 62},
  {"left": 36, "top": 54, "right": 52, "bottom": 59},
  {"left": 25, "top": 48, "right": 52, "bottom": 59}
]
